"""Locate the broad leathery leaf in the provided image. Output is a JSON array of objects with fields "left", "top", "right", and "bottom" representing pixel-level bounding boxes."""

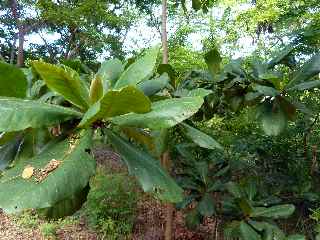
[
  {"left": 32, "top": 61, "right": 90, "bottom": 110},
  {"left": 114, "top": 45, "right": 160, "bottom": 89},
  {"left": 137, "top": 73, "right": 169, "bottom": 96},
  {"left": 0, "top": 98, "right": 82, "bottom": 132},
  {"left": 89, "top": 75, "right": 103, "bottom": 104},
  {"left": 97, "top": 58, "right": 124, "bottom": 91},
  {"left": 239, "top": 221, "right": 262, "bottom": 240},
  {"left": 157, "top": 64, "right": 176, "bottom": 87},
  {"left": 0, "top": 137, "right": 22, "bottom": 170},
  {"left": 111, "top": 97, "right": 204, "bottom": 130},
  {"left": 252, "top": 84, "right": 280, "bottom": 97},
  {"left": 78, "top": 86, "right": 151, "bottom": 127},
  {"left": 0, "top": 61, "right": 27, "bottom": 98},
  {"left": 286, "top": 54, "right": 320, "bottom": 89},
  {"left": 256, "top": 101, "right": 287, "bottom": 136},
  {"left": 226, "top": 182, "right": 243, "bottom": 198},
  {"left": 0, "top": 130, "right": 95, "bottom": 213},
  {"left": 287, "top": 80, "right": 320, "bottom": 91},
  {"left": 40, "top": 186, "right": 90, "bottom": 218},
  {"left": 205, "top": 48, "right": 222, "bottom": 77},
  {"left": 180, "top": 123, "right": 222, "bottom": 150},
  {"left": 174, "top": 88, "right": 212, "bottom": 98},
  {"left": 121, "top": 127, "right": 155, "bottom": 153},
  {"left": 268, "top": 44, "right": 294, "bottom": 69},
  {"left": 106, "top": 130, "right": 183, "bottom": 203},
  {"left": 251, "top": 204, "right": 295, "bottom": 219},
  {"left": 197, "top": 193, "right": 215, "bottom": 216}
]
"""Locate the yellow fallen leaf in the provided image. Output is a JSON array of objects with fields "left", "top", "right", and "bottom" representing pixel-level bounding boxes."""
[{"left": 22, "top": 165, "right": 34, "bottom": 179}]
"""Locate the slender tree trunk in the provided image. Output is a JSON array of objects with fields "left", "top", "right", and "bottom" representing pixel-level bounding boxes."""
[
  {"left": 10, "top": 35, "right": 17, "bottom": 64},
  {"left": 161, "top": 0, "right": 169, "bottom": 64},
  {"left": 161, "top": 1, "right": 174, "bottom": 240},
  {"left": 17, "top": 26, "right": 25, "bottom": 67}
]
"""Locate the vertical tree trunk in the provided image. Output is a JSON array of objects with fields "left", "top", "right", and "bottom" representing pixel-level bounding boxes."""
[
  {"left": 161, "top": 0, "right": 169, "bottom": 64},
  {"left": 17, "top": 26, "right": 25, "bottom": 67},
  {"left": 9, "top": 35, "right": 17, "bottom": 64},
  {"left": 161, "top": 1, "right": 174, "bottom": 240}
]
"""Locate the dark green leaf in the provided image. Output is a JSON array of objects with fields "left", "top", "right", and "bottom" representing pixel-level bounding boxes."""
[
  {"left": 106, "top": 130, "right": 183, "bottom": 203},
  {"left": 0, "top": 130, "right": 96, "bottom": 213},
  {"left": 0, "top": 61, "right": 27, "bottom": 98},
  {"left": 198, "top": 193, "right": 215, "bottom": 216},
  {"left": 251, "top": 204, "right": 295, "bottom": 219},
  {"left": 137, "top": 73, "right": 169, "bottom": 96},
  {"left": 287, "top": 80, "right": 320, "bottom": 91},
  {"left": 180, "top": 123, "right": 222, "bottom": 150},
  {"left": 239, "top": 221, "right": 262, "bottom": 240}
]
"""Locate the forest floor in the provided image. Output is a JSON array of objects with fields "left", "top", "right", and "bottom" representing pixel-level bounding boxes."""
[{"left": 0, "top": 145, "right": 222, "bottom": 240}]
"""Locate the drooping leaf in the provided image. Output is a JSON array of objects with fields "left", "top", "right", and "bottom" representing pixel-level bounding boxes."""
[
  {"left": 197, "top": 193, "right": 215, "bottom": 216},
  {"left": 0, "top": 98, "right": 82, "bottom": 132},
  {"left": 256, "top": 101, "right": 287, "bottom": 136},
  {"left": 239, "top": 221, "right": 262, "bottom": 240},
  {"left": 79, "top": 86, "right": 151, "bottom": 127},
  {"left": 186, "top": 208, "right": 202, "bottom": 230},
  {"left": 226, "top": 182, "right": 243, "bottom": 198},
  {"left": 286, "top": 54, "right": 320, "bottom": 89},
  {"left": 106, "top": 130, "right": 183, "bottom": 203},
  {"left": 97, "top": 58, "right": 124, "bottom": 91},
  {"left": 0, "top": 61, "right": 27, "bottom": 98},
  {"left": 0, "top": 130, "right": 96, "bottom": 213},
  {"left": 137, "top": 73, "right": 169, "bottom": 96},
  {"left": 251, "top": 204, "right": 295, "bottom": 219},
  {"left": 32, "top": 61, "right": 90, "bottom": 110},
  {"left": 268, "top": 44, "right": 294, "bottom": 69},
  {"left": 114, "top": 46, "right": 160, "bottom": 89},
  {"left": 111, "top": 97, "right": 204, "bottom": 130},
  {"left": 205, "top": 48, "right": 222, "bottom": 77},
  {"left": 157, "top": 64, "right": 177, "bottom": 87},
  {"left": 287, "top": 80, "right": 320, "bottom": 91},
  {"left": 180, "top": 123, "right": 222, "bottom": 150}
]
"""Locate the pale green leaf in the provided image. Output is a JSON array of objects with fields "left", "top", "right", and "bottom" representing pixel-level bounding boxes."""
[
  {"left": 0, "top": 97, "right": 82, "bottom": 132},
  {"left": 33, "top": 61, "right": 90, "bottom": 110},
  {"left": 114, "top": 46, "right": 160, "bottom": 89}
]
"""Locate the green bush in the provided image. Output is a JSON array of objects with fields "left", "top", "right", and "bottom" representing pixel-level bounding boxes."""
[{"left": 83, "top": 169, "right": 139, "bottom": 239}]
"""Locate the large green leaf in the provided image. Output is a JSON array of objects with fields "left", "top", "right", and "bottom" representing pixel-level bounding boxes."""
[
  {"left": 89, "top": 76, "right": 103, "bottom": 104},
  {"left": 268, "top": 45, "right": 294, "bottom": 69},
  {"left": 0, "top": 98, "right": 82, "bottom": 132},
  {"left": 252, "top": 84, "right": 280, "bottom": 97},
  {"left": 137, "top": 73, "right": 169, "bottom": 96},
  {"left": 180, "top": 123, "right": 222, "bottom": 150},
  {"left": 0, "top": 130, "right": 95, "bottom": 213},
  {"left": 239, "top": 221, "right": 262, "bottom": 240},
  {"left": 111, "top": 97, "right": 204, "bottom": 130},
  {"left": 114, "top": 45, "right": 160, "bottom": 89},
  {"left": 32, "top": 61, "right": 90, "bottom": 110},
  {"left": 286, "top": 54, "right": 320, "bottom": 89},
  {"left": 256, "top": 101, "right": 287, "bottom": 136},
  {"left": 205, "top": 48, "right": 222, "bottom": 77},
  {"left": 251, "top": 204, "right": 295, "bottom": 219},
  {"left": 78, "top": 86, "right": 151, "bottom": 127},
  {"left": 97, "top": 58, "right": 124, "bottom": 91},
  {"left": 106, "top": 130, "right": 183, "bottom": 203},
  {"left": 0, "top": 61, "right": 27, "bottom": 98},
  {"left": 174, "top": 88, "right": 212, "bottom": 98},
  {"left": 197, "top": 193, "right": 215, "bottom": 216}
]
